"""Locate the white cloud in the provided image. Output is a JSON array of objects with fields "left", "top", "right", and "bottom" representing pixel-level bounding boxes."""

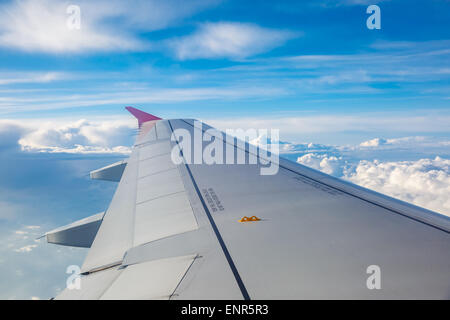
[
  {"left": 0, "top": 86, "right": 287, "bottom": 114},
  {"left": 360, "top": 137, "right": 387, "bottom": 147},
  {"left": 293, "top": 145, "right": 450, "bottom": 216},
  {"left": 0, "top": 119, "right": 134, "bottom": 154},
  {"left": 346, "top": 157, "right": 450, "bottom": 216},
  {"left": 248, "top": 131, "right": 449, "bottom": 216},
  {"left": 2, "top": 116, "right": 449, "bottom": 217},
  {"left": 171, "top": 22, "right": 297, "bottom": 60},
  {"left": 18, "top": 119, "right": 134, "bottom": 154},
  {"left": 0, "top": 0, "right": 216, "bottom": 53},
  {"left": 0, "top": 0, "right": 143, "bottom": 53},
  {"left": 359, "top": 136, "right": 431, "bottom": 148},
  {"left": 297, "top": 153, "right": 347, "bottom": 176}
]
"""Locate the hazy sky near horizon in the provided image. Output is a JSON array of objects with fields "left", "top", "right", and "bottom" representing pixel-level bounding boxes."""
[{"left": 0, "top": 0, "right": 448, "bottom": 299}]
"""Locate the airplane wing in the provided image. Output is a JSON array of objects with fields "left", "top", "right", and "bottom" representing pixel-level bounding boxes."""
[{"left": 51, "top": 107, "right": 450, "bottom": 299}]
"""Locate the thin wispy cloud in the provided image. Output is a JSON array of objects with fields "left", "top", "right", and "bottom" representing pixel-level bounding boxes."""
[
  {"left": 0, "top": 72, "right": 65, "bottom": 85},
  {"left": 0, "top": 0, "right": 142, "bottom": 53},
  {"left": 0, "top": 86, "right": 288, "bottom": 114},
  {"left": 1, "top": 39, "right": 447, "bottom": 114},
  {"left": 171, "top": 22, "right": 298, "bottom": 60},
  {"left": 0, "top": 0, "right": 217, "bottom": 53}
]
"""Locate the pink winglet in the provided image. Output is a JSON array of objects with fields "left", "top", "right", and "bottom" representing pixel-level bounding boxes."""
[{"left": 125, "top": 106, "right": 162, "bottom": 127}]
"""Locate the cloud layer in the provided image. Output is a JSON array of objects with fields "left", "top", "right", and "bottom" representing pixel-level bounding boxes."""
[
  {"left": 295, "top": 150, "right": 450, "bottom": 216},
  {"left": 0, "top": 119, "right": 134, "bottom": 154},
  {"left": 346, "top": 157, "right": 450, "bottom": 214},
  {"left": 248, "top": 132, "right": 450, "bottom": 216},
  {"left": 1, "top": 118, "right": 449, "bottom": 217}
]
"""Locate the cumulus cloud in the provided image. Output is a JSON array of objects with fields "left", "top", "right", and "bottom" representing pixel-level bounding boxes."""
[
  {"left": 0, "top": 0, "right": 216, "bottom": 53},
  {"left": 359, "top": 137, "right": 388, "bottom": 147},
  {"left": 6, "top": 117, "right": 447, "bottom": 216},
  {"left": 0, "top": 120, "right": 31, "bottom": 151},
  {"left": 294, "top": 146, "right": 450, "bottom": 216},
  {"left": 247, "top": 131, "right": 449, "bottom": 216},
  {"left": 297, "top": 153, "right": 347, "bottom": 176},
  {"left": 171, "top": 22, "right": 297, "bottom": 60},
  {"left": 346, "top": 157, "right": 450, "bottom": 215},
  {"left": 0, "top": 119, "right": 134, "bottom": 154},
  {"left": 18, "top": 119, "right": 134, "bottom": 154}
]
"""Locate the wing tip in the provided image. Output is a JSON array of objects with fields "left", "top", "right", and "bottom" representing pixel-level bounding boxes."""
[{"left": 125, "top": 106, "right": 162, "bottom": 126}]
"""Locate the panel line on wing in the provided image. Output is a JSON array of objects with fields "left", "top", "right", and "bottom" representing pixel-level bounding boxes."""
[
  {"left": 168, "top": 120, "right": 251, "bottom": 300},
  {"left": 135, "top": 190, "right": 186, "bottom": 206},
  {"left": 140, "top": 151, "right": 172, "bottom": 163},
  {"left": 138, "top": 166, "right": 178, "bottom": 180},
  {"left": 135, "top": 138, "right": 171, "bottom": 148},
  {"left": 169, "top": 254, "right": 200, "bottom": 299}
]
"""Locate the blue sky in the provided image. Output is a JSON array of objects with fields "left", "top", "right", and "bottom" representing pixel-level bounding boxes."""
[
  {"left": 0, "top": 0, "right": 449, "bottom": 299},
  {"left": 0, "top": 0, "right": 448, "bottom": 136}
]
